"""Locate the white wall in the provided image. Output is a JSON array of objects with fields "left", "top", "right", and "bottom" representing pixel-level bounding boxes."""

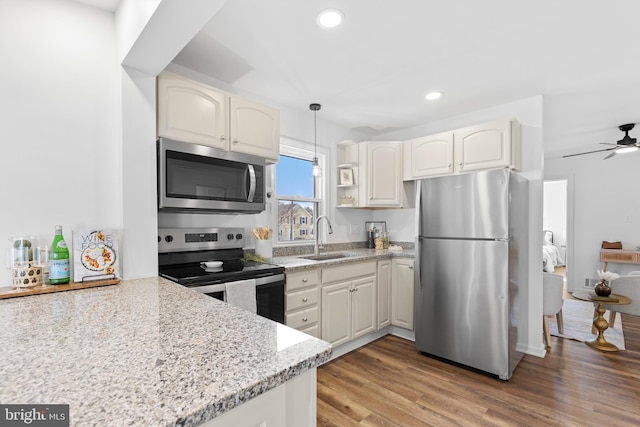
[
  {"left": 0, "top": 0, "right": 121, "bottom": 269},
  {"left": 545, "top": 152, "right": 640, "bottom": 290}
]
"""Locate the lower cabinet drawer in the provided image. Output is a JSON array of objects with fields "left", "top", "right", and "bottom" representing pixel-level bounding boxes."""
[
  {"left": 286, "top": 288, "right": 319, "bottom": 311},
  {"left": 286, "top": 306, "right": 319, "bottom": 329}
]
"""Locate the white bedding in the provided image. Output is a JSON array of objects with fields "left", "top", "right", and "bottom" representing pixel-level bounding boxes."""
[{"left": 543, "top": 244, "right": 564, "bottom": 272}]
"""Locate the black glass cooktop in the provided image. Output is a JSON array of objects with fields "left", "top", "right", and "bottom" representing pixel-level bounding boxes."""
[
  {"left": 158, "top": 248, "right": 284, "bottom": 286},
  {"left": 160, "top": 261, "right": 283, "bottom": 285}
]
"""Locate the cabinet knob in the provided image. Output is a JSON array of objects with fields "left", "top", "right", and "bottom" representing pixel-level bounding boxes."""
[
  {"left": 353, "top": 287, "right": 359, "bottom": 292},
  {"left": 302, "top": 317, "right": 308, "bottom": 322},
  {"left": 302, "top": 278, "right": 308, "bottom": 282},
  {"left": 220, "top": 135, "right": 226, "bottom": 141},
  {"left": 233, "top": 138, "right": 239, "bottom": 144},
  {"left": 409, "top": 265, "right": 414, "bottom": 269},
  {"left": 458, "top": 162, "right": 463, "bottom": 166},
  {"left": 302, "top": 298, "right": 308, "bottom": 302},
  {"left": 448, "top": 163, "right": 452, "bottom": 168}
]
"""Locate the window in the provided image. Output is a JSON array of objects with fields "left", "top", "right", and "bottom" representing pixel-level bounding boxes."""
[{"left": 275, "top": 143, "right": 324, "bottom": 243}]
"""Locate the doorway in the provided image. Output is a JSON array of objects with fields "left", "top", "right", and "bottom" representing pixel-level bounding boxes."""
[{"left": 543, "top": 180, "right": 568, "bottom": 282}]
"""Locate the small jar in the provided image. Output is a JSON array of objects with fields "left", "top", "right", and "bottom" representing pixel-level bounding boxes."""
[
  {"left": 382, "top": 232, "right": 390, "bottom": 249},
  {"left": 375, "top": 238, "right": 384, "bottom": 250}
]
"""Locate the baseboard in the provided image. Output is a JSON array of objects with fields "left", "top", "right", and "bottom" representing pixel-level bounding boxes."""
[
  {"left": 389, "top": 326, "right": 415, "bottom": 341},
  {"left": 517, "top": 342, "right": 546, "bottom": 358}
]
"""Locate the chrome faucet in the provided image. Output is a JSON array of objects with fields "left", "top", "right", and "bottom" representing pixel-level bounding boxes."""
[{"left": 314, "top": 215, "right": 334, "bottom": 255}]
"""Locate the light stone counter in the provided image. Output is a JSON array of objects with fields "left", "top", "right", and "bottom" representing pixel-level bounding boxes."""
[
  {"left": 273, "top": 247, "right": 415, "bottom": 272},
  {"left": 0, "top": 277, "right": 332, "bottom": 426}
]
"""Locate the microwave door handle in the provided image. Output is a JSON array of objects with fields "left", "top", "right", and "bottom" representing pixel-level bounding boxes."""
[{"left": 246, "top": 164, "right": 256, "bottom": 202}]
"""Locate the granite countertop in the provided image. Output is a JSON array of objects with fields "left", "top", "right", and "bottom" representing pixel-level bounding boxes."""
[
  {"left": 273, "top": 247, "right": 415, "bottom": 271},
  {"left": 0, "top": 277, "right": 332, "bottom": 426}
]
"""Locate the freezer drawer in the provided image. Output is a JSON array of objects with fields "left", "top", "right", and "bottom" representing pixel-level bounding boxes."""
[{"left": 415, "top": 238, "right": 511, "bottom": 378}]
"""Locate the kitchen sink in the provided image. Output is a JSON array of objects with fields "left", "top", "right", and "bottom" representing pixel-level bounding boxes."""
[{"left": 300, "top": 253, "right": 350, "bottom": 261}]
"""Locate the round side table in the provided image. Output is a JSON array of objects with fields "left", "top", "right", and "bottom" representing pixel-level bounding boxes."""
[{"left": 572, "top": 292, "right": 631, "bottom": 352}]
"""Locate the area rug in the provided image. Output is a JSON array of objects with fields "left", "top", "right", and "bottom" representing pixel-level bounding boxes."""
[{"left": 548, "top": 298, "right": 626, "bottom": 350}]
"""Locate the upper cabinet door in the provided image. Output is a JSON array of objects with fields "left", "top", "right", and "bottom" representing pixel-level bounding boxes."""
[
  {"left": 157, "top": 72, "right": 228, "bottom": 149},
  {"left": 403, "top": 132, "right": 454, "bottom": 179},
  {"left": 454, "top": 120, "right": 512, "bottom": 173},
  {"left": 364, "top": 141, "right": 402, "bottom": 206},
  {"left": 229, "top": 97, "right": 280, "bottom": 162}
]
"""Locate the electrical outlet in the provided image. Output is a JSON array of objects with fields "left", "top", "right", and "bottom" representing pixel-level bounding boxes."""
[
  {"left": 350, "top": 224, "right": 362, "bottom": 236},
  {"left": 585, "top": 278, "right": 598, "bottom": 288}
]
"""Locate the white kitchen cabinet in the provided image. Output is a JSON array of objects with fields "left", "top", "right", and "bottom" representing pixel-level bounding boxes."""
[
  {"left": 285, "top": 268, "right": 320, "bottom": 338},
  {"left": 403, "top": 131, "right": 454, "bottom": 180},
  {"left": 391, "top": 258, "right": 415, "bottom": 330},
  {"left": 157, "top": 71, "right": 227, "bottom": 149},
  {"left": 403, "top": 119, "right": 521, "bottom": 180},
  {"left": 454, "top": 120, "right": 520, "bottom": 174},
  {"left": 157, "top": 71, "right": 280, "bottom": 162},
  {"left": 228, "top": 96, "right": 280, "bottom": 161},
  {"left": 359, "top": 141, "right": 403, "bottom": 207},
  {"left": 321, "top": 261, "right": 377, "bottom": 346},
  {"left": 377, "top": 259, "right": 391, "bottom": 329},
  {"left": 321, "top": 280, "right": 351, "bottom": 346}
]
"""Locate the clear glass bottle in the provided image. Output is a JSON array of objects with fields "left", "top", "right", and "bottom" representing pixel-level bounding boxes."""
[{"left": 50, "top": 225, "right": 70, "bottom": 285}]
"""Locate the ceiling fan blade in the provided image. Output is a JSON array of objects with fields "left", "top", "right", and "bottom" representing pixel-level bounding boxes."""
[
  {"left": 603, "top": 149, "right": 618, "bottom": 160},
  {"left": 599, "top": 142, "right": 617, "bottom": 146},
  {"left": 562, "top": 147, "right": 616, "bottom": 159}
]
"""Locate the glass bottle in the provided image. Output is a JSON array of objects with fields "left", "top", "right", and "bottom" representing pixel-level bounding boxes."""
[{"left": 50, "top": 225, "right": 70, "bottom": 285}]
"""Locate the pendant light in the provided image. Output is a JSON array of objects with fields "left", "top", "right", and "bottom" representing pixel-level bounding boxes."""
[{"left": 310, "top": 103, "right": 322, "bottom": 177}]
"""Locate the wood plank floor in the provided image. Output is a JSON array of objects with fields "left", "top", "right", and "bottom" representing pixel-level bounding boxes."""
[{"left": 317, "top": 313, "right": 640, "bottom": 426}]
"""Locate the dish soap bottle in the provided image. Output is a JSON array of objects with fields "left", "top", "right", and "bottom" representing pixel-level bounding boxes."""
[{"left": 50, "top": 225, "right": 70, "bottom": 285}]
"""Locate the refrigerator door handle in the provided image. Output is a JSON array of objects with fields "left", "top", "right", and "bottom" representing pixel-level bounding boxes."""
[
  {"left": 416, "top": 239, "right": 422, "bottom": 291},
  {"left": 415, "top": 181, "right": 422, "bottom": 291}
]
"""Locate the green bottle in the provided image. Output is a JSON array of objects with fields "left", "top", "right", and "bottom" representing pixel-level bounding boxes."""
[{"left": 50, "top": 225, "right": 70, "bottom": 285}]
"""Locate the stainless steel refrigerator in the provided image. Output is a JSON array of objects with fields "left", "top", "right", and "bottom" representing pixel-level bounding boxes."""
[{"left": 414, "top": 168, "right": 528, "bottom": 380}]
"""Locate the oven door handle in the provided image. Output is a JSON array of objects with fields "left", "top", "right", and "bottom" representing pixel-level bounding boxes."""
[
  {"left": 189, "top": 273, "right": 285, "bottom": 294},
  {"left": 192, "top": 283, "right": 227, "bottom": 294},
  {"left": 246, "top": 164, "right": 256, "bottom": 202}
]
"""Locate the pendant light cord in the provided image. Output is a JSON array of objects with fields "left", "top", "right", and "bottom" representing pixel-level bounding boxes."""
[{"left": 310, "top": 103, "right": 321, "bottom": 176}]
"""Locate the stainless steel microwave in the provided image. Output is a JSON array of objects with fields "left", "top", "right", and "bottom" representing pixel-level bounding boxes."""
[{"left": 157, "top": 138, "right": 266, "bottom": 213}]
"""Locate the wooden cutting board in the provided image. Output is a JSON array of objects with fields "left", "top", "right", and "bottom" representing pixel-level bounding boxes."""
[{"left": 0, "top": 278, "right": 120, "bottom": 299}]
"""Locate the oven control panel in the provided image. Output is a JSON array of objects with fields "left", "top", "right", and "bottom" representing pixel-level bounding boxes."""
[{"left": 158, "top": 228, "right": 245, "bottom": 253}]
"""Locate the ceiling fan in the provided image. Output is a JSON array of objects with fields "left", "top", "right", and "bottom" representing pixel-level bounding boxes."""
[{"left": 563, "top": 123, "right": 639, "bottom": 159}]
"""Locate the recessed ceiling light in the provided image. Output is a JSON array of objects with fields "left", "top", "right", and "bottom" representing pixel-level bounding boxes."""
[
  {"left": 317, "top": 9, "right": 344, "bottom": 28},
  {"left": 425, "top": 91, "right": 442, "bottom": 101}
]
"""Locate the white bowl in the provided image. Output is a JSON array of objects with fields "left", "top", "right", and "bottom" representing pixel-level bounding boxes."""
[{"left": 201, "top": 261, "right": 223, "bottom": 268}]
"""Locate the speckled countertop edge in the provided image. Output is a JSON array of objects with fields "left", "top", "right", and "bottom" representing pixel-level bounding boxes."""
[
  {"left": 272, "top": 248, "right": 415, "bottom": 272},
  {"left": 0, "top": 277, "right": 332, "bottom": 427}
]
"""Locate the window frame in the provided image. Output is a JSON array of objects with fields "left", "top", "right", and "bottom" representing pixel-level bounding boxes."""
[{"left": 273, "top": 139, "right": 327, "bottom": 246}]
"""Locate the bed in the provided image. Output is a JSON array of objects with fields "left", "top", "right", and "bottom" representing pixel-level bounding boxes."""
[{"left": 543, "top": 230, "right": 564, "bottom": 272}]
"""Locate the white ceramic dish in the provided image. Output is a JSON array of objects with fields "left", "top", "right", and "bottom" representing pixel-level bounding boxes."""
[{"left": 201, "top": 261, "right": 223, "bottom": 268}]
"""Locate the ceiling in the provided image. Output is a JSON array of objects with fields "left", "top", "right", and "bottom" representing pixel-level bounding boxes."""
[{"left": 82, "top": 0, "right": 640, "bottom": 158}]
